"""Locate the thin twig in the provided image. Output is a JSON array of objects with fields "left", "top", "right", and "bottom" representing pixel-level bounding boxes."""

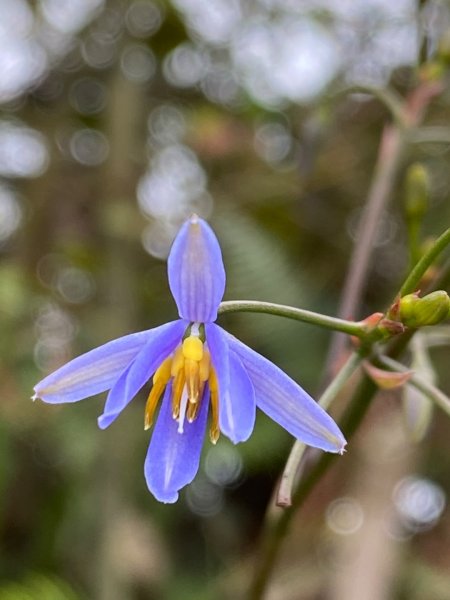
[
  {"left": 248, "top": 78, "right": 444, "bottom": 600},
  {"left": 400, "top": 227, "right": 450, "bottom": 296},
  {"left": 277, "top": 351, "right": 362, "bottom": 507},
  {"left": 379, "top": 355, "right": 450, "bottom": 417},
  {"left": 326, "top": 123, "right": 404, "bottom": 375}
]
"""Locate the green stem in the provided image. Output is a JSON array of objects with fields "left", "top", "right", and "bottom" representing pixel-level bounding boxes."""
[
  {"left": 408, "top": 126, "right": 450, "bottom": 145},
  {"left": 247, "top": 329, "right": 415, "bottom": 600},
  {"left": 400, "top": 227, "right": 450, "bottom": 296},
  {"left": 218, "top": 301, "right": 365, "bottom": 337},
  {"left": 248, "top": 374, "right": 377, "bottom": 600},
  {"left": 277, "top": 351, "right": 363, "bottom": 507},
  {"left": 344, "top": 85, "right": 407, "bottom": 128}
]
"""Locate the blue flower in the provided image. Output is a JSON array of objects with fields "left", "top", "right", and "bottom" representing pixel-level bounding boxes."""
[{"left": 33, "top": 216, "right": 346, "bottom": 503}]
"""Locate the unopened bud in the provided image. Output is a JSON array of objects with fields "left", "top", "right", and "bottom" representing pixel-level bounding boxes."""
[
  {"left": 404, "top": 163, "right": 429, "bottom": 221},
  {"left": 399, "top": 291, "right": 450, "bottom": 328}
]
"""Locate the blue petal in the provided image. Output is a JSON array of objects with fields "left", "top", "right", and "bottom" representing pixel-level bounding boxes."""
[
  {"left": 98, "top": 320, "right": 185, "bottom": 429},
  {"left": 224, "top": 331, "right": 347, "bottom": 453},
  {"left": 145, "top": 382, "right": 209, "bottom": 503},
  {"left": 34, "top": 330, "right": 153, "bottom": 404},
  {"left": 168, "top": 215, "right": 226, "bottom": 323},
  {"left": 206, "top": 323, "right": 255, "bottom": 443}
]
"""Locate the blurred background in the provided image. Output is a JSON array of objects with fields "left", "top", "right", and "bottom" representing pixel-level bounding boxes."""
[{"left": 0, "top": 0, "right": 450, "bottom": 598}]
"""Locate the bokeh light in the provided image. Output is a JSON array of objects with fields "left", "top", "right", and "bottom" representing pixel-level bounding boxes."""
[
  {"left": 326, "top": 497, "right": 365, "bottom": 535},
  {"left": 205, "top": 443, "right": 243, "bottom": 487},
  {"left": 69, "top": 77, "right": 107, "bottom": 115},
  {"left": 69, "top": 128, "right": 109, "bottom": 166},
  {"left": 33, "top": 302, "right": 77, "bottom": 372},
  {"left": 393, "top": 476, "right": 446, "bottom": 533},
  {"left": 40, "top": 0, "right": 105, "bottom": 35},
  {"left": 0, "top": 122, "right": 49, "bottom": 178},
  {"left": 138, "top": 143, "right": 212, "bottom": 257},
  {"left": 120, "top": 44, "right": 156, "bottom": 84},
  {"left": 125, "top": 0, "right": 164, "bottom": 39}
]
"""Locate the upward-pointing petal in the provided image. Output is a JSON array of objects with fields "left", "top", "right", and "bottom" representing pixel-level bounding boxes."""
[
  {"left": 224, "top": 331, "right": 346, "bottom": 454},
  {"left": 34, "top": 330, "right": 153, "bottom": 404},
  {"left": 168, "top": 215, "right": 226, "bottom": 323}
]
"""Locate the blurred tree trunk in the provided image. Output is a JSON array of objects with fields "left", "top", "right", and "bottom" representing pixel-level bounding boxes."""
[
  {"left": 327, "top": 397, "right": 416, "bottom": 600},
  {"left": 94, "top": 59, "right": 147, "bottom": 600}
]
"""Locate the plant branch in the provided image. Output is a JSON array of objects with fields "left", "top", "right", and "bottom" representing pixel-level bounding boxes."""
[
  {"left": 248, "top": 373, "right": 377, "bottom": 600},
  {"left": 379, "top": 355, "right": 450, "bottom": 417},
  {"left": 277, "top": 351, "right": 362, "bottom": 507},
  {"left": 325, "top": 123, "right": 404, "bottom": 373},
  {"left": 247, "top": 329, "right": 415, "bottom": 600},
  {"left": 218, "top": 301, "right": 366, "bottom": 337},
  {"left": 407, "top": 126, "right": 450, "bottom": 144},
  {"left": 400, "top": 227, "right": 450, "bottom": 296}
]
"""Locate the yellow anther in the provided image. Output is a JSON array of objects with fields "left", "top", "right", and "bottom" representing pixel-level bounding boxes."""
[
  {"left": 144, "top": 384, "right": 163, "bottom": 430},
  {"left": 182, "top": 336, "right": 203, "bottom": 361},
  {"left": 209, "top": 366, "right": 218, "bottom": 393},
  {"left": 171, "top": 345, "right": 184, "bottom": 377},
  {"left": 144, "top": 356, "right": 172, "bottom": 430},
  {"left": 199, "top": 350, "right": 210, "bottom": 382},
  {"left": 185, "top": 358, "right": 200, "bottom": 403},
  {"left": 209, "top": 366, "right": 220, "bottom": 444},
  {"left": 172, "top": 368, "right": 185, "bottom": 419},
  {"left": 153, "top": 355, "right": 172, "bottom": 383},
  {"left": 187, "top": 398, "right": 200, "bottom": 422}
]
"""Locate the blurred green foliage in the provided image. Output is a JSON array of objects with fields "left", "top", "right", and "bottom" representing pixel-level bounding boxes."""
[{"left": 0, "top": 1, "right": 450, "bottom": 599}]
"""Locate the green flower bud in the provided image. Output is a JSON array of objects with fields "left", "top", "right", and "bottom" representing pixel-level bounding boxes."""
[
  {"left": 404, "top": 163, "right": 429, "bottom": 221},
  {"left": 399, "top": 291, "right": 450, "bottom": 328}
]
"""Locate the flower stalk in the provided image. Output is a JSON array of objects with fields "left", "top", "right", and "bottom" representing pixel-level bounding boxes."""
[{"left": 218, "top": 301, "right": 367, "bottom": 337}]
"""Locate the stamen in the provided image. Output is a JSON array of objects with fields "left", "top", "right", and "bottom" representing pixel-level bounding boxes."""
[
  {"left": 187, "top": 384, "right": 204, "bottom": 422},
  {"left": 199, "top": 350, "right": 210, "bottom": 382},
  {"left": 185, "top": 358, "right": 200, "bottom": 402},
  {"left": 187, "top": 400, "right": 199, "bottom": 422},
  {"left": 144, "top": 356, "right": 172, "bottom": 430},
  {"left": 177, "top": 386, "right": 189, "bottom": 433},
  {"left": 170, "top": 345, "right": 184, "bottom": 377},
  {"left": 171, "top": 368, "right": 185, "bottom": 419},
  {"left": 209, "top": 366, "right": 220, "bottom": 444}
]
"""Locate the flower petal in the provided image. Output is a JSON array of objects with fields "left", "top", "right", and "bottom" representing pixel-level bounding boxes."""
[
  {"left": 224, "top": 331, "right": 346, "bottom": 453},
  {"left": 206, "top": 323, "right": 255, "bottom": 443},
  {"left": 34, "top": 331, "right": 153, "bottom": 404},
  {"left": 168, "top": 215, "right": 225, "bottom": 323},
  {"left": 145, "top": 382, "right": 209, "bottom": 503},
  {"left": 98, "top": 320, "right": 185, "bottom": 429}
]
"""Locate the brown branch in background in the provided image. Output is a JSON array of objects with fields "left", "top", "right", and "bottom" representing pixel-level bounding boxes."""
[
  {"left": 325, "top": 123, "right": 403, "bottom": 376},
  {"left": 247, "top": 78, "right": 444, "bottom": 600},
  {"left": 94, "top": 65, "right": 147, "bottom": 600},
  {"left": 326, "top": 79, "right": 444, "bottom": 378}
]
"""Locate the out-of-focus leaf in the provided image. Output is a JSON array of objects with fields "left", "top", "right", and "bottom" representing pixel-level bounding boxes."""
[{"left": 402, "top": 333, "right": 438, "bottom": 442}]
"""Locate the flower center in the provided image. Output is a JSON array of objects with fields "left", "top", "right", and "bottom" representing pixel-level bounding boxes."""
[{"left": 144, "top": 327, "right": 220, "bottom": 443}]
